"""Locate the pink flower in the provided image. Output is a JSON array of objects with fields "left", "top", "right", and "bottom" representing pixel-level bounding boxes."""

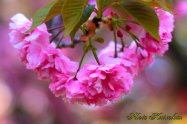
[
  {"left": 76, "top": 64, "right": 133, "bottom": 105},
  {"left": 49, "top": 64, "right": 134, "bottom": 106},
  {"left": 9, "top": 13, "right": 31, "bottom": 31},
  {"left": 140, "top": 8, "right": 174, "bottom": 55},
  {"left": 9, "top": 14, "right": 31, "bottom": 62},
  {"left": 140, "top": 33, "right": 170, "bottom": 55},
  {"left": 99, "top": 41, "right": 154, "bottom": 76},
  {"left": 49, "top": 74, "right": 70, "bottom": 97},
  {"left": 122, "top": 42, "right": 154, "bottom": 76},
  {"left": 34, "top": 47, "right": 78, "bottom": 80},
  {"left": 9, "top": 13, "right": 51, "bottom": 63},
  {"left": 157, "top": 9, "right": 174, "bottom": 33},
  {"left": 66, "top": 78, "right": 85, "bottom": 104},
  {"left": 49, "top": 75, "right": 86, "bottom": 104},
  {"left": 9, "top": 13, "right": 78, "bottom": 81},
  {"left": 25, "top": 31, "right": 52, "bottom": 69}
]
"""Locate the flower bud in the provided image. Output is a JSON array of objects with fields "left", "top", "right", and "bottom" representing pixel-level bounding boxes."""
[
  {"left": 126, "top": 25, "right": 131, "bottom": 31},
  {"left": 117, "top": 30, "right": 123, "bottom": 38}
]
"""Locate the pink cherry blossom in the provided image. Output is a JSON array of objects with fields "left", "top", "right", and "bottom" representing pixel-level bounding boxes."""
[
  {"left": 140, "top": 33, "right": 170, "bottom": 55},
  {"left": 9, "top": 13, "right": 78, "bottom": 81},
  {"left": 65, "top": 78, "right": 85, "bottom": 104},
  {"left": 156, "top": 8, "right": 175, "bottom": 36},
  {"left": 9, "top": 13, "right": 31, "bottom": 30},
  {"left": 99, "top": 41, "right": 154, "bottom": 76},
  {"left": 25, "top": 29, "right": 52, "bottom": 69},
  {"left": 140, "top": 8, "right": 174, "bottom": 55},
  {"left": 33, "top": 46, "right": 78, "bottom": 80},
  {"left": 49, "top": 73, "right": 71, "bottom": 97},
  {"left": 9, "top": 13, "right": 51, "bottom": 63},
  {"left": 50, "top": 75, "right": 86, "bottom": 104},
  {"left": 76, "top": 64, "right": 133, "bottom": 105},
  {"left": 9, "top": 14, "right": 31, "bottom": 62},
  {"left": 26, "top": 43, "right": 77, "bottom": 80},
  {"left": 122, "top": 42, "right": 154, "bottom": 76}
]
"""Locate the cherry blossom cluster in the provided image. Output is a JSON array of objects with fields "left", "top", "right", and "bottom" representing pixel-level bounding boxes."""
[{"left": 9, "top": 7, "right": 174, "bottom": 106}]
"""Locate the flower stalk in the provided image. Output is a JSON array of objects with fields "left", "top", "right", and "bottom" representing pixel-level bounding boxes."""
[
  {"left": 74, "top": 47, "right": 88, "bottom": 80},
  {"left": 50, "top": 29, "right": 63, "bottom": 43},
  {"left": 48, "top": 25, "right": 64, "bottom": 32},
  {"left": 120, "top": 37, "right": 125, "bottom": 52},
  {"left": 113, "top": 29, "right": 118, "bottom": 58},
  {"left": 89, "top": 38, "right": 101, "bottom": 65}
]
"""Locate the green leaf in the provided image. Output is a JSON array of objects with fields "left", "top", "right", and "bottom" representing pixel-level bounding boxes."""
[
  {"left": 104, "top": 0, "right": 117, "bottom": 7},
  {"left": 142, "top": 0, "right": 173, "bottom": 12},
  {"left": 27, "top": 0, "right": 64, "bottom": 32},
  {"left": 147, "top": 0, "right": 172, "bottom": 11},
  {"left": 141, "top": 0, "right": 168, "bottom": 10},
  {"left": 70, "top": 5, "right": 95, "bottom": 40},
  {"left": 96, "top": 0, "right": 105, "bottom": 18},
  {"left": 119, "top": 0, "right": 160, "bottom": 40},
  {"left": 62, "top": 0, "right": 88, "bottom": 37},
  {"left": 112, "top": 3, "right": 128, "bottom": 18}
]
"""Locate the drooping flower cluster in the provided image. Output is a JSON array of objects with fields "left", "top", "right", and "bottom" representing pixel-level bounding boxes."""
[
  {"left": 9, "top": 7, "right": 174, "bottom": 106},
  {"left": 9, "top": 14, "right": 133, "bottom": 105}
]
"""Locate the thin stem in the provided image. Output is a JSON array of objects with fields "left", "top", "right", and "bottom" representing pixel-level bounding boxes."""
[
  {"left": 50, "top": 29, "right": 63, "bottom": 43},
  {"left": 77, "top": 51, "right": 87, "bottom": 72},
  {"left": 56, "top": 34, "right": 64, "bottom": 48},
  {"left": 113, "top": 29, "right": 118, "bottom": 58},
  {"left": 74, "top": 38, "right": 101, "bottom": 79},
  {"left": 92, "top": 48, "right": 101, "bottom": 65},
  {"left": 89, "top": 38, "right": 101, "bottom": 65},
  {"left": 57, "top": 40, "right": 82, "bottom": 48},
  {"left": 74, "top": 49, "right": 88, "bottom": 80},
  {"left": 48, "top": 25, "right": 64, "bottom": 32},
  {"left": 127, "top": 31, "right": 144, "bottom": 48},
  {"left": 120, "top": 37, "right": 125, "bottom": 52}
]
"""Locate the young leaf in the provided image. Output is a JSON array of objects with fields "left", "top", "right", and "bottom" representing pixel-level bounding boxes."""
[
  {"left": 27, "top": 0, "right": 64, "bottom": 32},
  {"left": 62, "top": 0, "right": 88, "bottom": 37},
  {"left": 112, "top": 4, "right": 128, "bottom": 18},
  {"left": 70, "top": 5, "right": 95, "bottom": 40},
  {"left": 120, "top": 0, "right": 160, "bottom": 40}
]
